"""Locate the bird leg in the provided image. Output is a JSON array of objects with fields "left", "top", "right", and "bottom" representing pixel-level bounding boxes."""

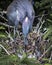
[
  {"left": 14, "top": 26, "right": 17, "bottom": 43},
  {"left": 16, "top": 29, "right": 20, "bottom": 38},
  {"left": 24, "top": 36, "right": 28, "bottom": 53},
  {"left": 24, "top": 45, "right": 27, "bottom": 53},
  {"left": 13, "top": 26, "right": 18, "bottom": 53},
  {"left": 14, "top": 26, "right": 16, "bottom": 39}
]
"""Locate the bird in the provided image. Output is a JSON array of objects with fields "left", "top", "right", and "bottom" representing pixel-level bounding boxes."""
[{"left": 7, "top": 0, "right": 35, "bottom": 48}]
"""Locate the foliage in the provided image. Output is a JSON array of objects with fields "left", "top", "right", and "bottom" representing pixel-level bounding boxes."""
[{"left": 0, "top": 0, "right": 52, "bottom": 65}]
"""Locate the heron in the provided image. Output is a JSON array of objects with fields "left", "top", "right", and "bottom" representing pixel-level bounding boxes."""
[{"left": 7, "top": 0, "right": 35, "bottom": 51}]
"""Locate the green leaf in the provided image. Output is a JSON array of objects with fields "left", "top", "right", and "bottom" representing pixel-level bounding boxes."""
[
  {"left": 0, "top": 26, "right": 5, "bottom": 30},
  {"left": 47, "top": 19, "right": 52, "bottom": 23},
  {"left": 0, "top": 33, "right": 7, "bottom": 38}
]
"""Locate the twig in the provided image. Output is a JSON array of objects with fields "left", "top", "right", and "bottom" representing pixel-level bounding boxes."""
[
  {"left": 0, "top": 44, "right": 10, "bottom": 55},
  {"left": 38, "top": 14, "right": 45, "bottom": 33},
  {"left": 35, "top": 14, "right": 44, "bottom": 33},
  {"left": 0, "top": 22, "right": 13, "bottom": 28},
  {"left": 35, "top": 13, "right": 49, "bottom": 18},
  {"left": 38, "top": 45, "right": 52, "bottom": 61},
  {"left": 0, "top": 10, "right": 7, "bottom": 14},
  {"left": 35, "top": 22, "right": 40, "bottom": 33},
  {"left": 5, "top": 31, "right": 14, "bottom": 42},
  {"left": 38, "top": 20, "right": 45, "bottom": 32},
  {"left": 43, "top": 29, "right": 48, "bottom": 35},
  {"left": 0, "top": 14, "right": 8, "bottom": 21}
]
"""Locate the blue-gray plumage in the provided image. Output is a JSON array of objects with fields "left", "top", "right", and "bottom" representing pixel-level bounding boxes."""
[{"left": 7, "top": 0, "right": 35, "bottom": 45}]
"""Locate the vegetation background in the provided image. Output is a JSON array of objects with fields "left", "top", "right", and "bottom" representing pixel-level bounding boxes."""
[{"left": 0, "top": 0, "right": 52, "bottom": 65}]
